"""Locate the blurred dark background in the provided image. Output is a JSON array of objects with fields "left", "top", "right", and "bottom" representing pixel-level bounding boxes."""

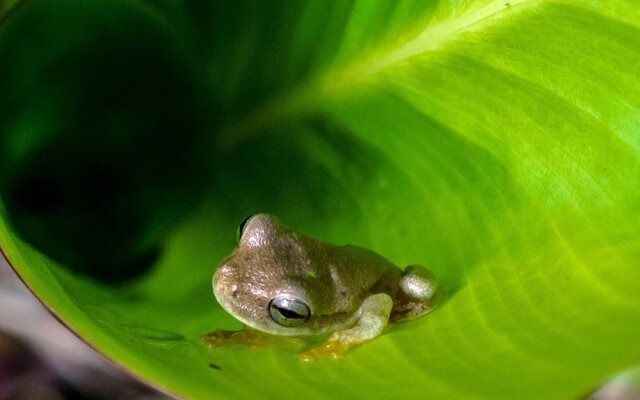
[{"left": 0, "top": 0, "right": 213, "bottom": 284}]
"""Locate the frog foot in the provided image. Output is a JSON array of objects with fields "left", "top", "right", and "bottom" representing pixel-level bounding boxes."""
[
  {"left": 300, "top": 293, "right": 393, "bottom": 361},
  {"left": 201, "top": 327, "right": 303, "bottom": 350},
  {"left": 299, "top": 339, "right": 352, "bottom": 361},
  {"left": 391, "top": 265, "right": 440, "bottom": 323}
]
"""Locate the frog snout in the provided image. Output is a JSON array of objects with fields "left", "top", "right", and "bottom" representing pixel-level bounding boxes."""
[
  {"left": 212, "top": 267, "right": 227, "bottom": 297},
  {"left": 212, "top": 265, "right": 237, "bottom": 301}
]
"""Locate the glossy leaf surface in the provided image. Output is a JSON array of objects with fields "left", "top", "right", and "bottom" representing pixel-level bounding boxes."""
[{"left": 1, "top": 1, "right": 640, "bottom": 399}]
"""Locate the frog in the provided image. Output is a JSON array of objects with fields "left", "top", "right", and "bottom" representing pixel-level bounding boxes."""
[{"left": 202, "top": 214, "right": 439, "bottom": 361}]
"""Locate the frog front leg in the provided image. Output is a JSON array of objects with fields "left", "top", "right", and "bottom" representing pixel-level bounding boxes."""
[
  {"left": 300, "top": 293, "right": 393, "bottom": 361},
  {"left": 202, "top": 326, "right": 302, "bottom": 350}
]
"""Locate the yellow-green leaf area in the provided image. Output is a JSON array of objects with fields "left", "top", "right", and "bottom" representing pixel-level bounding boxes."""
[{"left": 1, "top": 1, "right": 640, "bottom": 399}]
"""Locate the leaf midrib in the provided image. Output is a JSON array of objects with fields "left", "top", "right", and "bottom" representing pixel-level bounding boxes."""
[{"left": 216, "top": 0, "right": 539, "bottom": 150}]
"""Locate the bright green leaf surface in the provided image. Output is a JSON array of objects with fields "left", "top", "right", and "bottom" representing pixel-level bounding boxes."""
[{"left": 2, "top": 0, "right": 640, "bottom": 399}]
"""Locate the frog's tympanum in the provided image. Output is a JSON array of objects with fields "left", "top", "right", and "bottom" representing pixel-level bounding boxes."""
[{"left": 203, "top": 214, "right": 439, "bottom": 360}]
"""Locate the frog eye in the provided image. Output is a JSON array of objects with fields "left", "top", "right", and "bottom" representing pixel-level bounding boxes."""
[
  {"left": 268, "top": 296, "right": 310, "bottom": 327},
  {"left": 236, "top": 215, "right": 253, "bottom": 240}
]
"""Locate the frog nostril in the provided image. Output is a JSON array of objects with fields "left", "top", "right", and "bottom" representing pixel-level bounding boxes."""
[{"left": 232, "top": 289, "right": 238, "bottom": 298}]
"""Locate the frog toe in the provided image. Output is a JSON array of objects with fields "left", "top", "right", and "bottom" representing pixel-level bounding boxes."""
[{"left": 299, "top": 340, "right": 351, "bottom": 361}]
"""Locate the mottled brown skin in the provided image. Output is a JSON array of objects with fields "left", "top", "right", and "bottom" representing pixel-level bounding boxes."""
[{"left": 205, "top": 214, "right": 438, "bottom": 359}]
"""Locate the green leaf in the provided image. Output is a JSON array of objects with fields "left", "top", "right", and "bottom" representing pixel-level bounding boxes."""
[
  {"left": 2, "top": 0, "right": 640, "bottom": 399},
  {"left": 0, "top": 0, "right": 211, "bottom": 282},
  {"left": 0, "top": 0, "right": 20, "bottom": 19}
]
